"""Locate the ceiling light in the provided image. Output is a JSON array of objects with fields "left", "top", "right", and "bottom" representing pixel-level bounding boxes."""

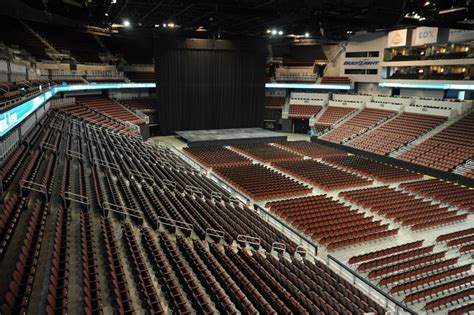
[
  {"left": 105, "top": 13, "right": 109, "bottom": 16},
  {"left": 267, "top": 29, "right": 271, "bottom": 33},
  {"left": 278, "top": 30, "right": 283, "bottom": 35},
  {"left": 163, "top": 23, "right": 167, "bottom": 28},
  {"left": 271, "top": 29, "right": 277, "bottom": 35},
  {"left": 424, "top": 1, "right": 430, "bottom": 6},
  {"left": 111, "top": 0, "right": 116, "bottom": 3},
  {"left": 168, "top": 22, "right": 175, "bottom": 28},
  {"left": 439, "top": 7, "right": 467, "bottom": 14},
  {"left": 123, "top": 20, "right": 130, "bottom": 27},
  {"left": 155, "top": 24, "right": 159, "bottom": 28},
  {"left": 304, "top": 32, "right": 310, "bottom": 37},
  {"left": 347, "top": 30, "right": 353, "bottom": 34}
]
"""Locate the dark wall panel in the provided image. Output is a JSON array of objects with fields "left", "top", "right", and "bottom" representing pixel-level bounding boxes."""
[{"left": 155, "top": 37, "right": 266, "bottom": 135}]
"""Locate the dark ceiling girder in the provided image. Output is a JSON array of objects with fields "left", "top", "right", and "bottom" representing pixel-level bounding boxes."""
[{"left": 138, "top": 1, "right": 163, "bottom": 23}]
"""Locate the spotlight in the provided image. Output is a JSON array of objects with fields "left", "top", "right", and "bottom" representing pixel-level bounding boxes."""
[
  {"left": 105, "top": 13, "right": 109, "bottom": 16},
  {"left": 168, "top": 22, "right": 175, "bottom": 28},
  {"left": 271, "top": 29, "right": 277, "bottom": 35},
  {"left": 278, "top": 30, "right": 283, "bottom": 35},
  {"left": 267, "top": 29, "right": 271, "bottom": 33},
  {"left": 155, "top": 24, "right": 159, "bottom": 28},
  {"left": 123, "top": 20, "right": 130, "bottom": 27},
  {"left": 304, "top": 32, "right": 310, "bottom": 38},
  {"left": 347, "top": 30, "right": 353, "bottom": 34},
  {"left": 111, "top": 0, "right": 116, "bottom": 3},
  {"left": 424, "top": 1, "right": 430, "bottom": 6},
  {"left": 163, "top": 23, "right": 167, "bottom": 28}
]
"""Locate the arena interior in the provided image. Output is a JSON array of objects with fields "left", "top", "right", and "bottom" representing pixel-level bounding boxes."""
[{"left": 2, "top": 0, "right": 474, "bottom": 314}]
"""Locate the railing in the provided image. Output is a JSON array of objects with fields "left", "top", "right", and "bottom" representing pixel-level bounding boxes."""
[
  {"left": 327, "top": 255, "right": 416, "bottom": 315},
  {"left": 254, "top": 204, "right": 317, "bottom": 259}
]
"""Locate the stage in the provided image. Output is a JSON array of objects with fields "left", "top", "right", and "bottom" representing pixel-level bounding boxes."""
[{"left": 176, "top": 128, "right": 288, "bottom": 147}]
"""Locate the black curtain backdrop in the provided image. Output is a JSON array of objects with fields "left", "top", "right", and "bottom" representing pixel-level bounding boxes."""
[{"left": 155, "top": 38, "right": 266, "bottom": 135}]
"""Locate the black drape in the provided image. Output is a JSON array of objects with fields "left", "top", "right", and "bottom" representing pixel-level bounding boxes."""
[{"left": 155, "top": 38, "right": 266, "bottom": 135}]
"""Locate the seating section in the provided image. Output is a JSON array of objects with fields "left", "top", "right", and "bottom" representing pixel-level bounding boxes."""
[
  {"left": 320, "top": 108, "right": 396, "bottom": 144},
  {"left": 348, "top": 241, "right": 473, "bottom": 312},
  {"left": 314, "top": 106, "right": 357, "bottom": 129},
  {"left": 266, "top": 195, "right": 398, "bottom": 250},
  {"left": 119, "top": 98, "right": 158, "bottom": 115},
  {"left": 436, "top": 228, "right": 474, "bottom": 254},
  {"left": 183, "top": 146, "right": 252, "bottom": 167},
  {"left": 272, "top": 159, "right": 373, "bottom": 190},
  {"left": 398, "top": 112, "right": 474, "bottom": 171},
  {"left": 348, "top": 113, "right": 447, "bottom": 155},
  {"left": 213, "top": 164, "right": 312, "bottom": 200},
  {"left": 0, "top": 17, "right": 51, "bottom": 61},
  {"left": 30, "top": 22, "right": 104, "bottom": 63},
  {"left": 321, "top": 76, "right": 351, "bottom": 84},
  {"left": 339, "top": 186, "right": 468, "bottom": 231},
  {"left": 288, "top": 104, "right": 322, "bottom": 119},
  {"left": 76, "top": 95, "right": 145, "bottom": 125},
  {"left": 57, "top": 103, "right": 138, "bottom": 136},
  {"left": 324, "top": 155, "right": 423, "bottom": 182},
  {"left": 264, "top": 96, "right": 286, "bottom": 108},
  {"left": 230, "top": 143, "right": 303, "bottom": 163},
  {"left": 274, "top": 141, "right": 348, "bottom": 158},
  {"left": 124, "top": 71, "right": 155, "bottom": 82},
  {"left": 400, "top": 179, "right": 474, "bottom": 212}
]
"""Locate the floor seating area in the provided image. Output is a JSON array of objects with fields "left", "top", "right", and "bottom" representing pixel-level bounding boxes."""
[
  {"left": 398, "top": 112, "right": 474, "bottom": 171},
  {"left": 288, "top": 104, "right": 322, "bottom": 119},
  {"left": 266, "top": 195, "right": 398, "bottom": 250},
  {"left": 76, "top": 95, "right": 145, "bottom": 126},
  {"left": 183, "top": 146, "right": 252, "bottom": 167},
  {"left": 272, "top": 159, "right": 373, "bottom": 190},
  {"left": 314, "top": 106, "right": 357, "bottom": 130},
  {"left": 324, "top": 155, "right": 423, "bottom": 182},
  {"left": 339, "top": 186, "right": 468, "bottom": 231},
  {"left": 399, "top": 179, "right": 474, "bottom": 212},
  {"left": 348, "top": 112, "right": 447, "bottom": 155},
  {"left": 320, "top": 108, "right": 396, "bottom": 144},
  {"left": 230, "top": 143, "right": 303, "bottom": 163},
  {"left": 436, "top": 227, "right": 474, "bottom": 254},
  {"left": 274, "top": 141, "right": 348, "bottom": 158},
  {"left": 213, "top": 164, "right": 312, "bottom": 200},
  {"left": 347, "top": 240, "right": 473, "bottom": 312}
]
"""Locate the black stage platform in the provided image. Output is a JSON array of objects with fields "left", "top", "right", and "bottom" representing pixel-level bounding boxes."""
[{"left": 176, "top": 128, "right": 287, "bottom": 147}]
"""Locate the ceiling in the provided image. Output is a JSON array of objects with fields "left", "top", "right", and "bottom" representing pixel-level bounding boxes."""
[{"left": 16, "top": 0, "right": 474, "bottom": 40}]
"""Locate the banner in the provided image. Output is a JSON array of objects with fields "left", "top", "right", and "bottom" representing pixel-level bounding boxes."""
[
  {"left": 448, "top": 29, "right": 474, "bottom": 43},
  {"left": 387, "top": 29, "right": 407, "bottom": 47},
  {"left": 412, "top": 27, "right": 438, "bottom": 46}
]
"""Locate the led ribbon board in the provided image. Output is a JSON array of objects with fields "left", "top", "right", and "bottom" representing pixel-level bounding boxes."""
[
  {"left": 1, "top": 81, "right": 349, "bottom": 138},
  {"left": 378, "top": 82, "right": 474, "bottom": 90},
  {"left": 0, "top": 83, "right": 155, "bottom": 138},
  {"left": 265, "top": 83, "right": 352, "bottom": 90}
]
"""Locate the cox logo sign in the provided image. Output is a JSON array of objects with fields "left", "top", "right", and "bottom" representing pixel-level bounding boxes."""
[{"left": 418, "top": 30, "right": 435, "bottom": 39}]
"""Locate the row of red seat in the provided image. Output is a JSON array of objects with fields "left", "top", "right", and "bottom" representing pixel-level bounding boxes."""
[
  {"left": 122, "top": 223, "right": 165, "bottom": 314},
  {"left": 357, "top": 246, "right": 435, "bottom": 271},
  {"left": 399, "top": 112, "right": 474, "bottom": 171},
  {"left": 213, "top": 164, "right": 312, "bottom": 201},
  {"left": 321, "top": 108, "right": 395, "bottom": 144},
  {"left": 405, "top": 275, "right": 474, "bottom": 303},
  {"left": 288, "top": 104, "right": 322, "bottom": 119},
  {"left": 348, "top": 112, "right": 447, "bottom": 155},
  {"left": 272, "top": 159, "right": 373, "bottom": 190},
  {"left": 348, "top": 240, "right": 424, "bottom": 264},
  {"left": 339, "top": 185, "right": 465, "bottom": 230},
  {"left": 274, "top": 141, "right": 348, "bottom": 158},
  {"left": 0, "top": 194, "right": 26, "bottom": 258},
  {"left": 1, "top": 201, "right": 48, "bottom": 315},
  {"left": 314, "top": 106, "right": 357, "bottom": 128},
  {"left": 45, "top": 207, "right": 70, "bottom": 314},
  {"left": 119, "top": 98, "right": 158, "bottom": 114},
  {"left": 426, "top": 288, "right": 474, "bottom": 311},
  {"left": 324, "top": 155, "right": 422, "bottom": 182},
  {"left": 77, "top": 95, "right": 145, "bottom": 126},
  {"left": 183, "top": 146, "right": 252, "bottom": 167},
  {"left": 58, "top": 104, "right": 138, "bottom": 136},
  {"left": 230, "top": 143, "right": 303, "bottom": 163},
  {"left": 400, "top": 179, "right": 474, "bottom": 212},
  {"left": 80, "top": 212, "right": 103, "bottom": 315},
  {"left": 99, "top": 217, "right": 135, "bottom": 314}
]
